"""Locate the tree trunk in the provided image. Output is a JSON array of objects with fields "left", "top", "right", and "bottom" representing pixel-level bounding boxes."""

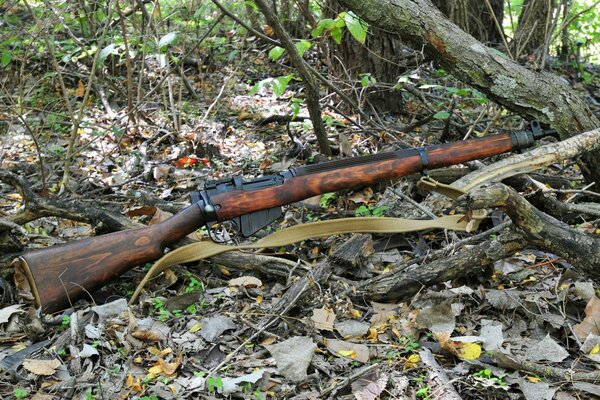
[
  {"left": 432, "top": 0, "right": 504, "bottom": 46},
  {"left": 325, "top": 0, "right": 406, "bottom": 114},
  {"left": 337, "top": 0, "right": 600, "bottom": 187},
  {"left": 512, "top": 0, "right": 557, "bottom": 61}
]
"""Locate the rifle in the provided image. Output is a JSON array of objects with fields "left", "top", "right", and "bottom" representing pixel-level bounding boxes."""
[{"left": 17, "top": 122, "right": 555, "bottom": 313}]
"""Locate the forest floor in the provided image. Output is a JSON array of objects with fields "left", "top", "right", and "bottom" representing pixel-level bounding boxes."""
[{"left": 2, "top": 37, "right": 600, "bottom": 400}]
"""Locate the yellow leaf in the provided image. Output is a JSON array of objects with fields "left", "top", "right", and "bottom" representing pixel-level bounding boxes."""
[
  {"left": 256, "top": 295, "right": 263, "bottom": 304},
  {"left": 338, "top": 350, "right": 356, "bottom": 358},
  {"left": 74, "top": 80, "right": 85, "bottom": 97},
  {"left": 404, "top": 353, "right": 420, "bottom": 369},
  {"left": 459, "top": 342, "right": 481, "bottom": 360},
  {"left": 219, "top": 266, "right": 231, "bottom": 276},
  {"left": 367, "top": 328, "right": 379, "bottom": 341},
  {"left": 148, "top": 346, "right": 172, "bottom": 356},
  {"left": 407, "top": 354, "right": 420, "bottom": 363},
  {"left": 189, "top": 323, "right": 202, "bottom": 333},
  {"left": 392, "top": 327, "right": 401, "bottom": 339},
  {"left": 527, "top": 375, "right": 541, "bottom": 382},
  {"left": 260, "top": 336, "right": 277, "bottom": 346},
  {"left": 126, "top": 374, "right": 134, "bottom": 387},
  {"left": 134, "top": 356, "right": 143, "bottom": 364},
  {"left": 590, "top": 344, "right": 600, "bottom": 355},
  {"left": 148, "top": 365, "right": 163, "bottom": 375},
  {"left": 349, "top": 308, "right": 362, "bottom": 318}
]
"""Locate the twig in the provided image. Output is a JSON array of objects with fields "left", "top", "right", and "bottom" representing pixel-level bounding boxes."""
[{"left": 320, "top": 363, "right": 380, "bottom": 396}]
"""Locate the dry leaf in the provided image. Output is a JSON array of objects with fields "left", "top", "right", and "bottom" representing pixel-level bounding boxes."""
[
  {"left": 311, "top": 306, "right": 336, "bottom": 331},
  {"left": 149, "top": 207, "right": 173, "bottom": 225},
  {"left": 74, "top": 80, "right": 85, "bottom": 97},
  {"left": 434, "top": 332, "right": 482, "bottom": 360},
  {"left": 22, "top": 359, "right": 61, "bottom": 376},
  {"left": 0, "top": 304, "right": 23, "bottom": 324},
  {"left": 148, "top": 356, "right": 181, "bottom": 376},
  {"left": 324, "top": 338, "right": 369, "bottom": 363},
  {"left": 573, "top": 295, "right": 600, "bottom": 341},
  {"left": 370, "top": 302, "right": 397, "bottom": 327},
  {"left": 132, "top": 330, "right": 164, "bottom": 342},
  {"left": 229, "top": 276, "right": 262, "bottom": 288},
  {"left": 352, "top": 370, "right": 388, "bottom": 400}
]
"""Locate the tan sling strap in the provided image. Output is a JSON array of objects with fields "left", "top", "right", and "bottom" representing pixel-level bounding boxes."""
[{"left": 129, "top": 178, "right": 483, "bottom": 304}]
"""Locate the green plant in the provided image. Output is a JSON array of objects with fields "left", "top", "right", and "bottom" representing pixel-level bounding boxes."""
[
  {"left": 416, "top": 385, "right": 430, "bottom": 399},
  {"left": 185, "top": 276, "right": 204, "bottom": 293},
  {"left": 355, "top": 205, "right": 388, "bottom": 217},
  {"left": 207, "top": 376, "right": 224, "bottom": 393},
  {"left": 152, "top": 298, "right": 172, "bottom": 321},
  {"left": 14, "top": 388, "right": 28, "bottom": 399},
  {"left": 311, "top": 11, "right": 368, "bottom": 44},
  {"left": 473, "top": 368, "right": 508, "bottom": 386},
  {"left": 319, "top": 192, "right": 337, "bottom": 208}
]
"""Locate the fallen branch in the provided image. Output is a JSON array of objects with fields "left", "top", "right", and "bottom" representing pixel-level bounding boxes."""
[
  {"left": 361, "top": 227, "right": 525, "bottom": 302},
  {"left": 456, "top": 183, "right": 600, "bottom": 280}
]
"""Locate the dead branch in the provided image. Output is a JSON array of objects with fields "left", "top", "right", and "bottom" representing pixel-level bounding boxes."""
[
  {"left": 420, "top": 347, "right": 462, "bottom": 400},
  {"left": 361, "top": 228, "right": 526, "bottom": 302},
  {"left": 456, "top": 183, "right": 600, "bottom": 280}
]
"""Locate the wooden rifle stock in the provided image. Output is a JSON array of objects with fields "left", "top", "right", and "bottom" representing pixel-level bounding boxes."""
[{"left": 17, "top": 130, "right": 535, "bottom": 313}]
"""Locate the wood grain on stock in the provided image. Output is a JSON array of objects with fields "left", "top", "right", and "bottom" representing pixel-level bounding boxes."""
[
  {"left": 19, "top": 132, "right": 514, "bottom": 313},
  {"left": 18, "top": 205, "right": 204, "bottom": 313}
]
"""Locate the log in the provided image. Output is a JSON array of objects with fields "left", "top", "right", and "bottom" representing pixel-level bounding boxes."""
[{"left": 456, "top": 183, "right": 600, "bottom": 280}]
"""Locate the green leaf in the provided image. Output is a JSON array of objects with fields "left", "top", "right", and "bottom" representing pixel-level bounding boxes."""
[
  {"left": 98, "top": 43, "right": 116, "bottom": 66},
  {"left": 343, "top": 11, "right": 367, "bottom": 44},
  {"left": 158, "top": 32, "right": 179, "bottom": 52},
  {"left": 249, "top": 78, "right": 271, "bottom": 95},
  {"left": 294, "top": 40, "right": 311, "bottom": 57},
  {"left": 268, "top": 46, "right": 285, "bottom": 61},
  {"left": 331, "top": 27, "right": 343, "bottom": 44},
  {"left": 272, "top": 75, "right": 293, "bottom": 97},
  {"left": 319, "top": 192, "right": 336, "bottom": 208},
  {"left": 311, "top": 18, "right": 337, "bottom": 37},
  {"left": 1, "top": 50, "right": 11, "bottom": 67},
  {"left": 14, "top": 388, "right": 28, "bottom": 399},
  {"left": 433, "top": 111, "right": 450, "bottom": 120}
]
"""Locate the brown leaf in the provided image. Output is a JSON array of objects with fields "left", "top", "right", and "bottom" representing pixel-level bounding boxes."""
[
  {"left": 311, "top": 306, "right": 336, "bottom": 331},
  {"left": 74, "top": 80, "right": 85, "bottom": 97},
  {"left": 324, "top": 338, "right": 369, "bottom": 363},
  {"left": 131, "top": 330, "right": 164, "bottom": 342},
  {"left": 352, "top": 370, "right": 388, "bottom": 400},
  {"left": 229, "top": 276, "right": 262, "bottom": 288},
  {"left": 370, "top": 302, "right": 397, "bottom": 327},
  {"left": 22, "top": 359, "right": 61, "bottom": 376},
  {"left": 573, "top": 295, "right": 600, "bottom": 341}
]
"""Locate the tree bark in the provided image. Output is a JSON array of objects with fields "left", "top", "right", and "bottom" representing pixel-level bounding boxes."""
[
  {"left": 432, "top": 0, "right": 504, "bottom": 46},
  {"left": 513, "top": 0, "right": 557, "bottom": 60},
  {"left": 336, "top": 0, "right": 600, "bottom": 186},
  {"left": 325, "top": 0, "right": 407, "bottom": 114}
]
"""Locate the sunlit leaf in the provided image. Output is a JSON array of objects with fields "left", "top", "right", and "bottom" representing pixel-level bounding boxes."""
[
  {"left": 1, "top": 50, "right": 11, "bottom": 67},
  {"left": 433, "top": 111, "right": 450, "bottom": 120},
  {"left": 344, "top": 11, "right": 368, "bottom": 44},
  {"left": 268, "top": 46, "right": 285, "bottom": 61},
  {"left": 159, "top": 32, "right": 179, "bottom": 52},
  {"left": 272, "top": 74, "right": 293, "bottom": 97},
  {"left": 98, "top": 43, "right": 117, "bottom": 67},
  {"left": 311, "top": 18, "right": 337, "bottom": 37},
  {"left": 294, "top": 40, "right": 311, "bottom": 57},
  {"left": 331, "top": 27, "right": 343, "bottom": 44}
]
